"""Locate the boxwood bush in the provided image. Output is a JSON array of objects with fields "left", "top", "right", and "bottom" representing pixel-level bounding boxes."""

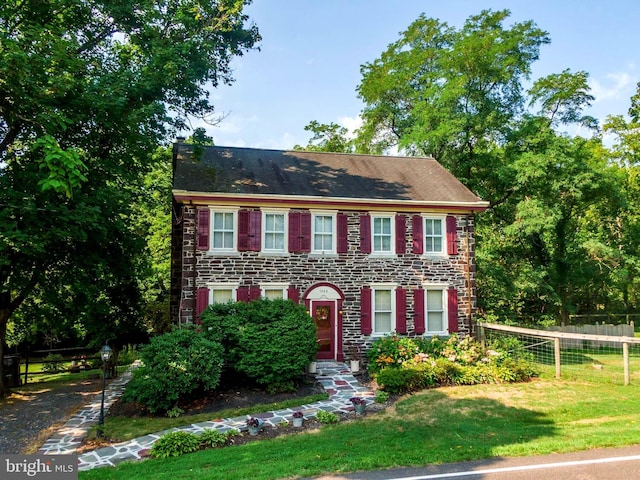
[
  {"left": 202, "top": 298, "right": 317, "bottom": 392},
  {"left": 123, "top": 328, "right": 224, "bottom": 414}
]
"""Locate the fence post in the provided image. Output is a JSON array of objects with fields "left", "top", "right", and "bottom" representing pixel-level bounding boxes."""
[
  {"left": 623, "top": 342, "right": 630, "bottom": 386},
  {"left": 554, "top": 337, "right": 561, "bottom": 379}
]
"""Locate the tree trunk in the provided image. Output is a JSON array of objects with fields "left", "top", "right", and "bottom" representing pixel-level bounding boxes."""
[{"left": 0, "top": 308, "right": 10, "bottom": 396}]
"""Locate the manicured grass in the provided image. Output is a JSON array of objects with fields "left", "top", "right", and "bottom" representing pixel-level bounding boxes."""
[
  {"left": 79, "top": 379, "right": 640, "bottom": 480},
  {"left": 98, "top": 393, "right": 329, "bottom": 442}
]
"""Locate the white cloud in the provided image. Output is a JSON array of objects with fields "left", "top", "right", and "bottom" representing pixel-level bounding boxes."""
[
  {"left": 337, "top": 115, "right": 363, "bottom": 139},
  {"left": 591, "top": 72, "right": 633, "bottom": 102}
]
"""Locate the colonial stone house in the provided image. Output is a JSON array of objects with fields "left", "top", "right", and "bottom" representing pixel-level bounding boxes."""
[{"left": 170, "top": 142, "right": 488, "bottom": 361}]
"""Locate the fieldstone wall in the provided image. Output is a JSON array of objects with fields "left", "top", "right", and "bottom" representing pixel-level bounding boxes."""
[{"left": 171, "top": 204, "right": 479, "bottom": 353}]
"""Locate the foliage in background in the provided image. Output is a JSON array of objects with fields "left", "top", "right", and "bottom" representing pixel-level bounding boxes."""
[
  {"left": 298, "top": 10, "right": 640, "bottom": 323},
  {"left": 201, "top": 299, "right": 317, "bottom": 392},
  {"left": 123, "top": 329, "right": 224, "bottom": 414},
  {"left": 0, "top": 0, "right": 260, "bottom": 395}
]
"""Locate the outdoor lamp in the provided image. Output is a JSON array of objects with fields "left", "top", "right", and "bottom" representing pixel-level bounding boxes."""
[{"left": 98, "top": 344, "right": 113, "bottom": 437}]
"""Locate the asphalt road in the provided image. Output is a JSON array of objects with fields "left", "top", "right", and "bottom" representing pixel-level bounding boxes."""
[{"left": 310, "top": 445, "right": 640, "bottom": 480}]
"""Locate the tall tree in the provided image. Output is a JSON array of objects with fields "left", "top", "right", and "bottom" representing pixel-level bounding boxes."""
[
  {"left": 355, "top": 9, "right": 549, "bottom": 194},
  {"left": 0, "top": 0, "right": 259, "bottom": 395},
  {"left": 293, "top": 121, "right": 355, "bottom": 153}
]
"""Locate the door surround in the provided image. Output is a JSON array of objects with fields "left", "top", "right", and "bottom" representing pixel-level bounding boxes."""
[{"left": 303, "top": 283, "right": 345, "bottom": 361}]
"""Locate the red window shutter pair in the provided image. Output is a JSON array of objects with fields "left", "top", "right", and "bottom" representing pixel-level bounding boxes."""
[
  {"left": 195, "top": 287, "right": 209, "bottom": 324},
  {"left": 360, "top": 214, "right": 406, "bottom": 254},
  {"left": 288, "top": 211, "right": 311, "bottom": 253},
  {"left": 412, "top": 215, "right": 458, "bottom": 254},
  {"left": 414, "top": 288, "right": 459, "bottom": 334},
  {"left": 237, "top": 286, "right": 261, "bottom": 302},
  {"left": 238, "top": 210, "right": 261, "bottom": 252}
]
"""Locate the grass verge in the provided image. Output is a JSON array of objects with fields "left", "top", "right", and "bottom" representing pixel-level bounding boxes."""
[
  {"left": 97, "top": 393, "right": 329, "bottom": 442},
  {"left": 79, "top": 378, "right": 640, "bottom": 480}
]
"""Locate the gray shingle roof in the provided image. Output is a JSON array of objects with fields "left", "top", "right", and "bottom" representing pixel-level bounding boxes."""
[{"left": 173, "top": 144, "right": 486, "bottom": 207}]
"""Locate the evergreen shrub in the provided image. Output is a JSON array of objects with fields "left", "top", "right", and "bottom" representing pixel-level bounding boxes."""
[{"left": 123, "top": 328, "right": 224, "bottom": 414}]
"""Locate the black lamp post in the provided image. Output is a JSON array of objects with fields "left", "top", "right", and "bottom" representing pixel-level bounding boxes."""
[{"left": 97, "top": 345, "right": 112, "bottom": 438}]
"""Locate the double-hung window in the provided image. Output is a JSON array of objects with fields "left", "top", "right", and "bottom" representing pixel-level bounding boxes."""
[
  {"left": 425, "top": 288, "right": 446, "bottom": 334},
  {"left": 261, "top": 283, "right": 288, "bottom": 300},
  {"left": 424, "top": 217, "right": 444, "bottom": 254},
  {"left": 372, "top": 216, "right": 393, "bottom": 254},
  {"left": 312, "top": 212, "right": 336, "bottom": 254},
  {"left": 372, "top": 286, "right": 395, "bottom": 334},
  {"left": 209, "top": 284, "right": 237, "bottom": 304},
  {"left": 262, "top": 211, "right": 287, "bottom": 253},
  {"left": 211, "top": 210, "right": 236, "bottom": 252}
]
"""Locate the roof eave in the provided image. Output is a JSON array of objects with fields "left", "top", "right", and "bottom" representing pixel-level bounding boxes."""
[{"left": 172, "top": 190, "right": 490, "bottom": 213}]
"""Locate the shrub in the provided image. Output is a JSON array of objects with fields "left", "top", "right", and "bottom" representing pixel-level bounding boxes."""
[
  {"left": 202, "top": 299, "right": 317, "bottom": 392},
  {"left": 123, "top": 329, "right": 224, "bottom": 414},
  {"left": 375, "top": 391, "right": 390, "bottom": 403},
  {"left": 42, "top": 354, "right": 64, "bottom": 373},
  {"left": 315, "top": 410, "right": 339, "bottom": 424},
  {"left": 375, "top": 367, "right": 422, "bottom": 393},
  {"left": 199, "top": 429, "right": 235, "bottom": 448},
  {"left": 150, "top": 431, "right": 201, "bottom": 458},
  {"left": 116, "top": 344, "right": 138, "bottom": 366},
  {"left": 366, "top": 335, "right": 419, "bottom": 374}
]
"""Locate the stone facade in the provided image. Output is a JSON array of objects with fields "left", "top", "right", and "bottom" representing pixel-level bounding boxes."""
[{"left": 170, "top": 203, "right": 479, "bottom": 360}]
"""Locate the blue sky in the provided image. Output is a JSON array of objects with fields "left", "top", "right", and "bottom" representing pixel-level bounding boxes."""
[{"left": 188, "top": 0, "right": 639, "bottom": 150}]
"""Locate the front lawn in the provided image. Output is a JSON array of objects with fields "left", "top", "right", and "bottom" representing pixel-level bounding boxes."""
[{"left": 79, "top": 378, "right": 640, "bottom": 480}]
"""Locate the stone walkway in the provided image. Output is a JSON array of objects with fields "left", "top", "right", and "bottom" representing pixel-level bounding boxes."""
[{"left": 38, "top": 361, "right": 374, "bottom": 471}]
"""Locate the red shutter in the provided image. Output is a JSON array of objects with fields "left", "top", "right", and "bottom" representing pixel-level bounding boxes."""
[
  {"left": 395, "top": 288, "right": 407, "bottom": 334},
  {"left": 237, "top": 209, "right": 250, "bottom": 251},
  {"left": 446, "top": 216, "right": 458, "bottom": 255},
  {"left": 300, "top": 212, "right": 311, "bottom": 252},
  {"left": 249, "top": 210, "right": 262, "bottom": 251},
  {"left": 289, "top": 211, "right": 311, "bottom": 253},
  {"left": 360, "top": 287, "right": 372, "bottom": 335},
  {"left": 195, "top": 287, "right": 209, "bottom": 324},
  {"left": 337, "top": 213, "right": 349, "bottom": 253},
  {"left": 249, "top": 286, "right": 261, "bottom": 301},
  {"left": 448, "top": 288, "right": 459, "bottom": 333},
  {"left": 412, "top": 215, "right": 423, "bottom": 254},
  {"left": 414, "top": 288, "right": 425, "bottom": 334},
  {"left": 288, "top": 212, "right": 300, "bottom": 252},
  {"left": 395, "top": 215, "right": 406, "bottom": 254},
  {"left": 197, "top": 209, "right": 210, "bottom": 250},
  {"left": 287, "top": 287, "right": 299, "bottom": 304},
  {"left": 237, "top": 286, "right": 250, "bottom": 303},
  {"left": 360, "top": 214, "right": 371, "bottom": 254}
]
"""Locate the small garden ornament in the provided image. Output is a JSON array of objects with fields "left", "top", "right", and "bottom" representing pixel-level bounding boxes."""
[
  {"left": 292, "top": 410, "right": 304, "bottom": 427},
  {"left": 349, "top": 396, "right": 367, "bottom": 415},
  {"left": 246, "top": 417, "right": 264, "bottom": 436}
]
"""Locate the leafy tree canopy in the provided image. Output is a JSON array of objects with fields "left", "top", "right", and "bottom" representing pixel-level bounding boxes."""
[{"left": 0, "top": 0, "right": 260, "bottom": 394}]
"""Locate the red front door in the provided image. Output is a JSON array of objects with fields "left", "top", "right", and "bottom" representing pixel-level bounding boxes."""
[{"left": 313, "top": 301, "right": 335, "bottom": 360}]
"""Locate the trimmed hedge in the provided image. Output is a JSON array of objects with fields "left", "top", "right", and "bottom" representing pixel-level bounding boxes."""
[{"left": 201, "top": 298, "right": 317, "bottom": 392}]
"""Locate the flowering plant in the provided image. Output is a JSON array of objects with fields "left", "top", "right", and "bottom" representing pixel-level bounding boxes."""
[
  {"left": 349, "top": 397, "right": 366, "bottom": 406},
  {"left": 246, "top": 417, "right": 260, "bottom": 427},
  {"left": 292, "top": 410, "right": 304, "bottom": 418}
]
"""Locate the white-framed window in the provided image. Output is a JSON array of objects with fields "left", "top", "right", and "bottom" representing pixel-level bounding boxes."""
[
  {"left": 424, "top": 216, "right": 444, "bottom": 255},
  {"left": 211, "top": 208, "right": 237, "bottom": 252},
  {"left": 312, "top": 211, "right": 336, "bottom": 254},
  {"left": 372, "top": 215, "right": 394, "bottom": 254},
  {"left": 208, "top": 284, "right": 238, "bottom": 304},
  {"left": 261, "top": 283, "right": 288, "bottom": 300},
  {"left": 425, "top": 287, "right": 447, "bottom": 334},
  {"left": 262, "top": 210, "right": 287, "bottom": 253},
  {"left": 372, "top": 284, "right": 396, "bottom": 334}
]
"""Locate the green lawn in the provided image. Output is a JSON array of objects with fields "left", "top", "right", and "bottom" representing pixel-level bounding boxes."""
[{"left": 79, "top": 378, "right": 640, "bottom": 480}]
